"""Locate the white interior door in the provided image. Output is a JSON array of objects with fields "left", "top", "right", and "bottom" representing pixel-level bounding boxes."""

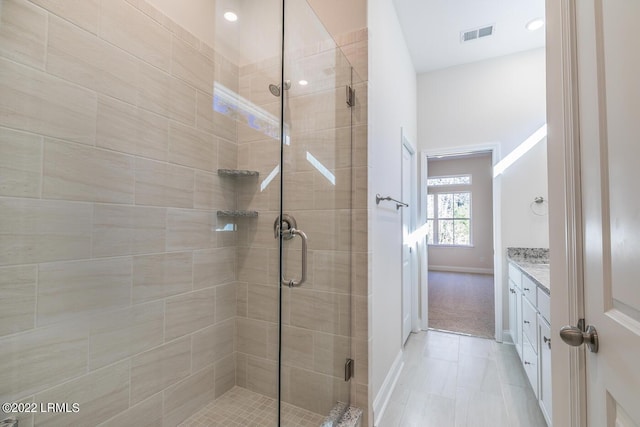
[
  {"left": 573, "top": 1, "right": 640, "bottom": 425},
  {"left": 401, "top": 142, "right": 414, "bottom": 345}
]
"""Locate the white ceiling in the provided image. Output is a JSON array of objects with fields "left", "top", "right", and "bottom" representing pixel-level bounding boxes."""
[{"left": 393, "top": 0, "right": 545, "bottom": 74}]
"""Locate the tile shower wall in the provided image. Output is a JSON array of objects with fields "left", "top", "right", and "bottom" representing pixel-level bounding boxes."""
[
  {"left": 1, "top": 0, "right": 370, "bottom": 425},
  {"left": 0, "top": 0, "right": 239, "bottom": 426}
]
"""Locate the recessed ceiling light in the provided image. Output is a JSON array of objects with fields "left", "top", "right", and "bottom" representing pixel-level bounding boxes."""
[
  {"left": 526, "top": 18, "right": 544, "bottom": 31},
  {"left": 224, "top": 11, "right": 238, "bottom": 22},
  {"left": 298, "top": 80, "right": 308, "bottom": 86}
]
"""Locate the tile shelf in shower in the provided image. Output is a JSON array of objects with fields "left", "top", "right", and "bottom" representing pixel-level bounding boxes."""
[
  {"left": 217, "top": 168, "right": 259, "bottom": 177},
  {"left": 216, "top": 210, "right": 259, "bottom": 217}
]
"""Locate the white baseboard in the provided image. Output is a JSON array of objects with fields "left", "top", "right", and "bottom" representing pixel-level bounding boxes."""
[
  {"left": 502, "top": 330, "right": 514, "bottom": 344},
  {"left": 428, "top": 265, "right": 494, "bottom": 275},
  {"left": 372, "top": 351, "right": 404, "bottom": 427}
]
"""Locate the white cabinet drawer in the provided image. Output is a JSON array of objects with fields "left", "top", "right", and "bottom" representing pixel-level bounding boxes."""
[
  {"left": 522, "top": 274, "right": 537, "bottom": 305},
  {"left": 522, "top": 335, "right": 538, "bottom": 398},
  {"left": 522, "top": 296, "right": 538, "bottom": 349},
  {"left": 538, "top": 315, "right": 552, "bottom": 426},
  {"left": 509, "top": 263, "right": 522, "bottom": 289},
  {"left": 516, "top": 289, "right": 523, "bottom": 359},
  {"left": 538, "top": 287, "right": 550, "bottom": 323}
]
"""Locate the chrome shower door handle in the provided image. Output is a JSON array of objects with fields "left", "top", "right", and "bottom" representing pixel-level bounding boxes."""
[{"left": 282, "top": 228, "right": 308, "bottom": 288}]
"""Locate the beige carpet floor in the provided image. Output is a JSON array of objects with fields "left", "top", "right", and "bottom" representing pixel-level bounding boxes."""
[{"left": 428, "top": 271, "right": 495, "bottom": 338}]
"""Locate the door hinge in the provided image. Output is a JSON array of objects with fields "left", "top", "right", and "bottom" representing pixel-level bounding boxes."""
[
  {"left": 344, "top": 358, "right": 354, "bottom": 381},
  {"left": 346, "top": 85, "right": 355, "bottom": 107}
]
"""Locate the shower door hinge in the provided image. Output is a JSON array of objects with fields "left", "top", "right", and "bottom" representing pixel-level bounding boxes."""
[
  {"left": 346, "top": 85, "right": 355, "bottom": 107},
  {"left": 344, "top": 358, "right": 354, "bottom": 381}
]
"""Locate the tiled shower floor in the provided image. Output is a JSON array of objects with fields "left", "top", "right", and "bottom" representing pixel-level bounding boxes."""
[{"left": 178, "top": 386, "right": 325, "bottom": 427}]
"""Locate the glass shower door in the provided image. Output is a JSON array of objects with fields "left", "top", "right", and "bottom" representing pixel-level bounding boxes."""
[{"left": 277, "top": 0, "right": 354, "bottom": 424}]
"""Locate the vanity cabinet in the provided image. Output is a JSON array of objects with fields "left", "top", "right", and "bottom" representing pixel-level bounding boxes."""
[
  {"left": 508, "top": 260, "right": 552, "bottom": 426},
  {"left": 522, "top": 297, "right": 537, "bottom": 350},
  {"left": 538, "top": 291, "right": 552, "bottom": 425},
  {"left": 522, "top": 275, "right": 537, "bottom": 306},
  {"left": 522, "top": 334, "right": 538, "bottom": 397},
  {"left": 508, "top": 264, "right": 523, "bottom": 358}
]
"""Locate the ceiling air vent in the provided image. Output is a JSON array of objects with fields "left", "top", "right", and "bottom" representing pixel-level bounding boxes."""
[
  {"left": 462, "top": 30, "right": 478, "bottom": 42},
  {"left": 461, "top": 24, "right": 495, "bottom": 43}
]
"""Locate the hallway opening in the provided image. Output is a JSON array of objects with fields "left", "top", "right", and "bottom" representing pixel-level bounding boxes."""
[{"left": 428, "top": 272, "right": 494, "bottom": 338}]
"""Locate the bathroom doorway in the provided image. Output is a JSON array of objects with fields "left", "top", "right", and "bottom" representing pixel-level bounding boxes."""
[{"left": 425, "top": 151, "right": 495, "bottom": 338}]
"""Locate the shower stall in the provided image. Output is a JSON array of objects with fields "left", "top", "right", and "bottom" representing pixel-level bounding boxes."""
[{"left": 0, "top": 0, "right": 366, "bottom": 425}]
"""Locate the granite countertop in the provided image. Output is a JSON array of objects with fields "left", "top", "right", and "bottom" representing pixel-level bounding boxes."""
[{"left": 507, "top": 247, "right": 550, "bottom": 293}]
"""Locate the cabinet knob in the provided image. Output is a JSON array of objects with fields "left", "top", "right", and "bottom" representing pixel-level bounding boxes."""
[
  {"left": 544, "top": 336, "right": 551, "bottom": 349},
  {"left": 524, "top": 361, "right": 533, "bottom": 365},
  {"left": 524, "top": 287, "right": 531, "bottom": 291},
  {"left": 524, "top": 320, "right": 530, "bottom": 324}
]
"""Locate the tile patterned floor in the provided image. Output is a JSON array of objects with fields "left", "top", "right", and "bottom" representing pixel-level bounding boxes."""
[
  {"left": 378, "top": 330, "right": 548, "bottom": 427},
  {"left": 178, "top": 386, "right": 325, "bottom": 427}
]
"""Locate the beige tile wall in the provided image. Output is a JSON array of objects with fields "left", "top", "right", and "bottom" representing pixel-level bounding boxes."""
[
  {"left": 0, "top": 0, "right": 369, "bottom": 425},
  {"left": 0, "top": 1, "right": 239, "bottom": 426}
]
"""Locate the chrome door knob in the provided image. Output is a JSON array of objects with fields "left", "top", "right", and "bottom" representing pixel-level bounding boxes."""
[{"left": 559, "top": 324, "right": 599, "bottom": 353}]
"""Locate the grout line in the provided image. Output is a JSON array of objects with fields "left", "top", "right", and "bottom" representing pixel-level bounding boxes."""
[
  {"left": 43, "top": 9, "right": 50, "bottom": 73},
  {"left": 39, "top": 135, "right": 45, "bottom": 200},
  {"left": 33, "top": 263, "right": 40, "bottom": 331}
]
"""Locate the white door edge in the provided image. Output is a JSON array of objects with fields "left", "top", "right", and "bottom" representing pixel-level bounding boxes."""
[
  {"left": 402, "top": 133, "right": 420, "bottom": 334},
  {"left": 417, "top": 151, "right": 429, "bottom": 331},
  {"left": 546, "top": 1, "right": 587, "bottom": 426},
  {"left": 401, "top": 129, "right": 417, "bottom": 344}
]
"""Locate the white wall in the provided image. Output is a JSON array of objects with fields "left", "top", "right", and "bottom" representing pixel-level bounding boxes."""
[
  {"left": 418, "top": 48, "right": 546, "bottom": 156},
  {"left": 501, "top": 139, "right": 549, "bottom": 249},
  {"left": 417, "top": 48, "right": 548, "bottom": 333},
  {"left": 367, "top": 0, "right": 417, "bottom": 422}
]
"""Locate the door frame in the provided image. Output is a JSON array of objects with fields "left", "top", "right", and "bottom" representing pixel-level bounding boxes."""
[
  {"left": 401, "top": 130, "right": 419, "bottom": 344},
  {"left": 546, "top": 0, "right": 587, "bottom": 426},
  {"left": 420, "top": 143, "right": 501, "bottom": 340}
]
